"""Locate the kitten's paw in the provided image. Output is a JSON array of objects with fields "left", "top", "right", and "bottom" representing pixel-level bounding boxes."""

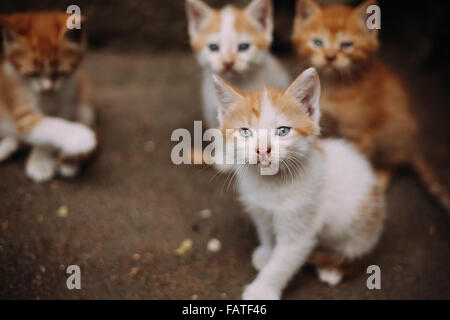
[
  {"left": 58, "top": 162, "right": 80, "bottom": 178},
  {"left": 242, "top": 282, "right": 280, "bottom": 300},
  {"left": 0, "top": 137, "right": 19, "bottom": 162},
  {"left": 317, "top": 268, "right": 343, "bottom": 286},
  {"left": 26, "top": 153, "right": 56, "bottom": 183},
  {"left": 252, "top": 246, "right": 272, "bottom": 271},
  {"left": 58, "top": 123, "right": 97, "bottom": 157}
]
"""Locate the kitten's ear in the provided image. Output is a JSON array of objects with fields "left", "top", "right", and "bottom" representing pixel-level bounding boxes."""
[
  {"left": 2, "top": 28, "right": 18, "bottom": 45},
  {"left": 294, "top": 0, "right": 321, "bottom": 26},
  {"left": 64, "top": 15, "right": 86, "bottom": 44},
  {"left": 245, "top": 0, "right": 273, "bottom": 39},
  {"left": 213, "top": 75, "right": 243, "bottom": 124},
  {"left": 285, "top": 68, "right": 321, "bottom": 125},
  {"left": 186, "top": 0, "right": 214, "bottom": 39},
  {"left": 0, "top": 16, "right": 19, "bottom": 47},
  {"left": 353, "top": 0, "right": 378, "bottom": 32}
]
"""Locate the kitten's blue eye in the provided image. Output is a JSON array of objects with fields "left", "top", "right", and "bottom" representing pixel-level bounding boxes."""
[
  {"left": 276, "top": 127, "right": 291, "bottom": 136},
  {"left": 313, "top": 39, "right": 323, "bottom": 47},
  {"left": 238, "top": 43, "right": 250, "bottom": 51},
  {"left": 209, "top": 43, "right": 219, "bottom": 52},
  {"left": 239, "top": 128, "right": 252, "bottom": 138},
  {"left": 340, "top": 41, "right": 353, "bottom": 49}
]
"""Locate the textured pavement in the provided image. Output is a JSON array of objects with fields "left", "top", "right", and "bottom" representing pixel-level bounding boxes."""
[{"left": 0, "top": 52, "right": 449, "bottom": 299}]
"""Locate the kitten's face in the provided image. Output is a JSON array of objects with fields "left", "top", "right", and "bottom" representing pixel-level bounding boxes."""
[
  {"left": 186, "top": 0, "right": 273, "bottom": 78},
  {"left": 292, "top": 0, "right": 378, "bottom": 78},
  {"left": 0, "top": 12, "right": 86, "bottom": 93},
  {"left": 214, "top": 68, "right": 321, "bottom": 173}
]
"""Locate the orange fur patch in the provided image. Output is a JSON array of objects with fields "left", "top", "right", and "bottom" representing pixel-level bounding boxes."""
[
  {"left": 292, "top": 2, "right": 378, "bottom": 70},
  {"left": 358, "top": 183, "right": 385, "bottom": 237},
  {"left": 233, "top": 8, "right": 270, "bottom": 50},
  {"left": 221, "top": 88, "right": 318, "bottom": 137},
  {"left": 191, "top": 9, "right": 221, "bottom": 52},
  {"left": 0, "top": 11, "right": 85, "bottom": 76},
  {"left": 307, "top": 248, "right": 371, "bottom": 277}
]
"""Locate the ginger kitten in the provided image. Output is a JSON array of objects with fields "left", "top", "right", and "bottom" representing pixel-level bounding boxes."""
[
  {"left": 186, "top": 0, "right": 290, "bottom": 128},
  {"left": 0, "top": 12, "right": 97, "bottom": 182},
  {"left": 291, "top": 0, "right": 450, "bottom": 211},
  {"left": 213, "top": 68, "right": 385, "bottom": 300}
]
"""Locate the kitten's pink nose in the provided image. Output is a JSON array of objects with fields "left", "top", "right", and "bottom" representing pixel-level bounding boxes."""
[
  {"left": 223, "top": 61, "right": 234, "bottom": 71},
  {"left": 326, "top": 54, "right": 336, "bottom": 62},
  {"left": 256, "top": 147, "right": 271, "bottom": 155},
  {"left": 39, "top": 80, "right": 55, "bottom": 92}
]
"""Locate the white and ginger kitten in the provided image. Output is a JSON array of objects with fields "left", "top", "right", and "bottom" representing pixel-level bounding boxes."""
[
  {"left": 213, "top": 68, "right": 385, "bottom": 300},
  {"left": 0, "top": 12, "right": 97, "bottom": 182},
  {"left": 186, "top": 0, "right": 291, "bottom": 128}
]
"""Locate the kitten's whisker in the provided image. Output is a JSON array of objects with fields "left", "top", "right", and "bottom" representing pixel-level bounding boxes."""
[
  {"left": 288, "top": 158, "right": 301, "bottom": 182},
  {"left": 226, "top": 164, "right": 244, "bottom": 192},
  {"left": 221, "top": 168, "right": 235, "bottom": 193},
  {"left": 283, "top": 158, "right": 296, "bottom": 185},
  {"left": 233, "top": 164, "right": 246, "bottom": 191},
  {"left": 209, "top": 166, "right": 225, "bottom": 184}
]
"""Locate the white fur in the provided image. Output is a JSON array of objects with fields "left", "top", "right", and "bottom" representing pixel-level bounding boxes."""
[
  {"left": 240, "top": 139, "right": 383, "bottom": 300},
  {"left": 252, "top": 244, "right": 273, "bottom": 271},
  {"left": 0, "top": 136, "right": 19, "bottom": 162},
  {"left": 26, "top": 117, "right": 96, "bottom": 157},
  {"left": 318, "top": 268, "right": 343, "bottom": 286},
  {"left": 25, "top": 146, "right": 57, "bottom": 182},
  {"left": 57, "top": 162, "right": 80, "bottom": 178}
]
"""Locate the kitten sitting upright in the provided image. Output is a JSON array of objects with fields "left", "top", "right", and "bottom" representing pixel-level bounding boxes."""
[
  {"left": 186, "top": 0, "right": 290, "bottom": 129},
  {"left": 213, "top": 68, "right": 385, "bottom": 300},
  {"left": 291, "top": 0, "right": 450, "bottom": 211},
  {"left": 0, "top": 12, "right": 97, "bottom": 182}
]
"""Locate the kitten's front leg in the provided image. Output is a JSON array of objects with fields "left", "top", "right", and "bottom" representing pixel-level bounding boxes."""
[
  {"left": 25, "top": 117, "right": 97, "bottom": 158},
  {"left": 76, "top": 105, "right": 96, "bottom": 127},
  {"left": 242, "top": 231, "right": 317, "bottom": 300},
  {"left": 249, "top": 210, "right": 274, "bottom": 271},
  {"left": 26, "top": 146, "right": 57, "bottom": 183},
  {"left": 75, "top": 73, "right": 96, "bottom": 127},
  {"left": 0, "top": 137, "right": 19, "bottom": 162}
]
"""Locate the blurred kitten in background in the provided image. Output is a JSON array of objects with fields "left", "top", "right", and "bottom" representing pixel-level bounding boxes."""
[
  {"left": 0, "top": 12, "right": 97, "bottom": 182},
  {"left": 186, "top": 0, "right": 290, "bottom": 129},
  {"left": 213, "top": 69, "right": 385, "bottom": 300},
  {"left": 292, "top": 0, "right": 450, "bottom": 211}
]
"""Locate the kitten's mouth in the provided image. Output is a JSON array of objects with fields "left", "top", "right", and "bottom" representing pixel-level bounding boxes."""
[
  {"left": 221, "top": 68, "right": 238, "bottom": 77},
  {"left": 40, "top": 87, "right": 57, "bottom": 94},
  {"left": 259, "top": 163, "right": 271, "bottom": 168},
  {"left": 257, "top": 158, "right": 271, "bottom": 167},
  {"left": 318, "top": 64, "right": 341, "bottom": 76},
  {"left": 322, "top": 63, "right": 336, "bottom": 71}
]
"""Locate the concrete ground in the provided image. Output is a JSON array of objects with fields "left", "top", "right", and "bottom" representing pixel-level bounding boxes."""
[{"left": 0, "top": 52, "right": 449, "bottom": 299}]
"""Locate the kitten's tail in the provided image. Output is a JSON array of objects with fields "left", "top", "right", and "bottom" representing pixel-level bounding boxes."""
[{"left": 412, "top": 152, "right": 450, "bottom": 213}]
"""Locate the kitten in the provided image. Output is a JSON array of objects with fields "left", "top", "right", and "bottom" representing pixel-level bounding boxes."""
[
  {"left": 213, "top": 68, "right": 385, "bottom": 300},
  {"left": 186, "top": 0, "right": 291, "bottom": 129},
  {"left": 292, "top": 0, "right": 450, "bottom": 211},
  {"left": 0, "top": 12, "right": 97, "bottom": 182}
]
